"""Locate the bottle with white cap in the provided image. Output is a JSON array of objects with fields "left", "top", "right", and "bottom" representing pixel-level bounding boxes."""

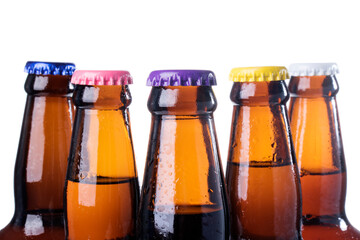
[{"left": 289, "top": 63, "right": 360, "bottom": 239}]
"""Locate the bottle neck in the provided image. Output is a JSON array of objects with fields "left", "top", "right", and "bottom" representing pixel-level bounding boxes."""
[
  {"left": 67, "top": 85, "right": 137, "bottom": 183},
  {"left": 228, "top": 81, "right": 294, "bottom": 166},
  {"left": 289, "top": 75, "right": 346, "bottom": 219},
  {"left": 13, "top": 74, "right": 74, "bottom": 224},
  {"left": 143, "top": 86, "right": 226, "bottom": 208}
]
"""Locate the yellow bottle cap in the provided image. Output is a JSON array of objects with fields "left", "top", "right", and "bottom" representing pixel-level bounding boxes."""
[{"left": 230, "top": 66, "right": 289, "bottom": 82}]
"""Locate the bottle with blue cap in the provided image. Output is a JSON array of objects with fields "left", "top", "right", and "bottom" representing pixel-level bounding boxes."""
[
  {"left": 137, "top": 70, "right": 229, "bottom": 240},
  {"left": 0, "top": 61, "right": 75, "bottom": 240},
  {"left": 289, "top": 63, "right": 360, "bottom": 239}
]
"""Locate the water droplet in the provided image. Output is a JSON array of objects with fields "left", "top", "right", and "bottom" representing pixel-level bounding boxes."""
[{"left": 157, "top": 206, "right": 165, "bottom": 212}]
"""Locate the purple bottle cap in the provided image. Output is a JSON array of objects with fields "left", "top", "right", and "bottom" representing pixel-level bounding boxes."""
[{"left": 147, "top": 70, "right": 217, "bottom": 87}]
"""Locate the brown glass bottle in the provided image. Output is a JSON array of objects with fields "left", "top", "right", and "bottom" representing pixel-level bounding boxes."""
[
  {"left": 65, "top": 71, "right": 139, "bottom": 240},
  {"left": 137, "top": 70, "right": 229, "bottom": 240},
  {"left": 226, "top": 67, "right": 302, "bottom": 240},
  {"left": 0, "top": 62, "right": 75, "bottom": 240},
  {"left": 289, "top": 64, "right": 360, "bottom": 239}
]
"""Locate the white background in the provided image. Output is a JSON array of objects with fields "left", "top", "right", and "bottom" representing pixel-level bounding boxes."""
[{"left": 0, "top": 0, "right": 359, "bottom": 229}]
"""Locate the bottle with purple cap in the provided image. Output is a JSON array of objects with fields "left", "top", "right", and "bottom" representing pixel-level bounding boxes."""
[{"left": 138, "top": 70, "right": 229, "bottom": 240}]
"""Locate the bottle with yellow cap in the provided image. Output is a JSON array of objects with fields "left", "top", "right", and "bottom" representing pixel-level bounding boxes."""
[{"left": 226, "top": 67, "right": 302, "bottom": 239}]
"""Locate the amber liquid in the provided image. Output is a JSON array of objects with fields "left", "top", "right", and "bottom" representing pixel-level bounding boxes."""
[
  {"left": 66, "top": 177, "right": 139, "bottom": 240},
  {"left": 140, "top": 205, "right": 225, "bottom": 240},
  {"left": 300, "top": 170, "right": 360, "bottom": 239},
  {"left": 301, "top": 170, "right": 345, "bottom": 218},
  {"left": 227, "top": 162, "right": 301, "bottom": 240}
]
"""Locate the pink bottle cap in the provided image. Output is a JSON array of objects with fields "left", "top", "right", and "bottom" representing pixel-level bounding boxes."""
[{"left": 71, "top": 70, "right": 133, "bottom": 85}]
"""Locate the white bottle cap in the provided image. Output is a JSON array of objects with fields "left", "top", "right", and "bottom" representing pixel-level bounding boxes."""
[{"left": 289, "top": 63, "right": 339, "bottom": 76}]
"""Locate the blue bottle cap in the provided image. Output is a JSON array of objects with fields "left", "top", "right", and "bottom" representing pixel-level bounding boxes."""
[{"left": 24, "top": 61, "right": 76, "bottom": 76}]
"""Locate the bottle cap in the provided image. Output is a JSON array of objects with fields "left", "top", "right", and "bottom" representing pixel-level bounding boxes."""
[
  {"left": 71, "top": 70, "right": 133, "bottom": 85},
  {"left": 230, "top": 66, "right": 289, "bottom": 82},
  {"left": 147, "top": 70, "right": 216, "bottom": 86},
  {"left": 289, "top": 63, "right": 339, "bottom": 76},
  {"left": 24, "top": 61, "right": 75, "bottom": 75}
]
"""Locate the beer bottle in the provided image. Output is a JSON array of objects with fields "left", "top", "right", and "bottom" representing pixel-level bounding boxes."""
[
  {"left": 65, "top": 70, "right": 139, "bottom": 240},
  {"left": 137, "top": 70, "right": 229, "bottom": 240},
  {"left": 226, "top": 67, "right": 302, "bottom": 240},
  {"left": 0, "top": 61, "right": 75, "bottom": 239},
  {"left": 289, "top": 63, "right": 360, "bottom": 239}
]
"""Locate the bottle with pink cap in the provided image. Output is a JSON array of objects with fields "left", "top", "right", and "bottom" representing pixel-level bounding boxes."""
[
  {"left": 0, "top": 61, "right": 75, "bottom": 240},
  {"left": 64, "top": 70, "right": 139, "bottom": 240}
]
